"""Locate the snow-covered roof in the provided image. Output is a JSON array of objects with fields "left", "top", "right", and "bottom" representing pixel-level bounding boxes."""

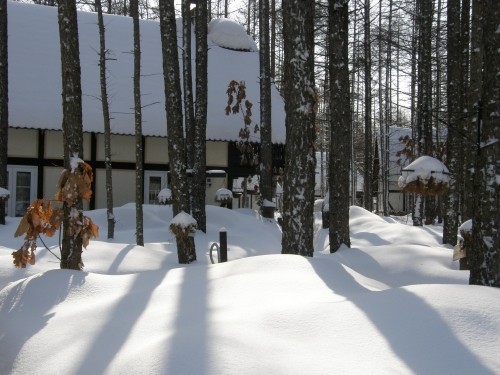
[{"left": 7, "top": 1, "right": 286, "bottom": 143}]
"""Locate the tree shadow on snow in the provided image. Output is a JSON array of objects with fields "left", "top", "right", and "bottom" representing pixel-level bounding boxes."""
[
  {"left": 307, "top": 259, "right": 496, "bottom": 374},
  {"left": 0, "top": 270, "right": 87, "bottom": 375}
]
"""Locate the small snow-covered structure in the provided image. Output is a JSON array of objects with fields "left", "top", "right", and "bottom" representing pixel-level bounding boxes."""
[
  {"left": 157, "top": 188, "right": 172, "bottom": 205},
  {"left": 214, "top": 188, "right": 233, "bottom": 205},
  {"left": 208, "top": 18, "right": 258, "bottom": 52},
  {"left": 0, "top": 187, "right": 9, "bottom": 200},
  {"left": 398, "top": 156, "right": 450, "bottom": 196}
]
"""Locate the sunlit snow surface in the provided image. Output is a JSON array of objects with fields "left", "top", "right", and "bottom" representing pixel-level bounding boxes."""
[{"left": 1, "top": 204, "right": 499, "bottom": 374}]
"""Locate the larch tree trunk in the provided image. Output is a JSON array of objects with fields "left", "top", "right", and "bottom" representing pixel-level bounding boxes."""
[
  {"left": 328, "top": 0, "right": 351, "bottom": 252},
  {"left": 96, "top": 0, "right": 115, "bottom": 239},
  {"left": 182, "top": 0, "right": 194, "bottom": 207},
  {"left": 192, "top": 0, "right": 208, "bottom": 235},
  {"left": 382, "top": 0, "right": 393, "bottom": 216},
  {"left": 57, "top": 0, "right": 84, "bottom": 269},
  {"left": 0, "top": 0, "right": 7, "bottom": 225},
  {"left": 259, "top": 0, "right": 274, "bottom": 218},
  {"left": 443, "top": 0, "right": 462, "bottom": 243},
  {"left": 469, "top": 0, "right": 499, "bottom": 287},
  {"left": 363, "top": 0, "right": 373, "bottom": 212},
  {"left": 130, "top": 0, "right": 144, "bottom": 246},
  {"left": 159, "top": 0, "right": 195, "bottom": 264},
  {"left": 466, "top": 0, "right": 483, "bottom": 221},
  {"left": 281, "top": 0, "right": 316, "bottom": 257}
]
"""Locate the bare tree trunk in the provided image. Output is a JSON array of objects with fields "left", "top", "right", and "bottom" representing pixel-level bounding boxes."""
[
  {"left": 469, "top": 0, "right": 499, "bottom": 287},
  {"left": 328, "top": 0, "right": 351, "bottom": 252},
  {"left": 96, "top": 0, "right": 115, "bottom": 239},
  {"left": 377, "top": 0, "right": 383, "bottom": 215},
  {"left": 259, "top": 0, "right": 274, "bottom": 218},
  {"left": 57, "top": 0, "right": 84, "bottom": 269},
  {"left": 281, "top": 0, "right": 316, "bottom": 257},
  {"left": 443, "top": 0, "right": 462, "bottom": 243},
  {"left": 159, "top": 0, "right": 195, "bottom": 264},
  {"left": 466, "top": 0, "right": 483, "bottom": 221},
  {"left": 363, "top": 0, "right": 373, "bottom": 212},
  {"left": 192, "top": 0, "right": 208, "bottom": 238},
  {"left": 0, "top": 0, "right": 7, "bottom": 225},
  {"left": 130, "top": 0, "right": 144, "bottom": 246},
  {"left": 382, "top": 0, "right": 393, "bottom": 216},
  {"left": 182, "top": 0, "right": 195, "bottom": 216}
]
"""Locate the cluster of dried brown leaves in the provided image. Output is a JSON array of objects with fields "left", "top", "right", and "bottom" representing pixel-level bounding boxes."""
[{"left": 12, "top": 161, "right": 99, "bottom": 268}]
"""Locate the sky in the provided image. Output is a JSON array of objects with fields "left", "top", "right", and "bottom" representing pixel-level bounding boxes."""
[{"left": 1, "top": 203, "right": 499, "bottom": 374}]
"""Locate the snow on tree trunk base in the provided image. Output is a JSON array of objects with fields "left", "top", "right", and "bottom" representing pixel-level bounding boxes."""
[{"left": 170, "top": 211, "right": 197, "bottom": 264}]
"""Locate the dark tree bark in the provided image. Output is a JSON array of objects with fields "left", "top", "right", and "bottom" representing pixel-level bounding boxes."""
[
  {"left": 182, "top": 0, "right": 194, "bottom": 206},
  {"left": 416, "top": 0, "right": 433, "bottom": 226},
  {"left": 363, "top": 0, "right": 373, "bottom": 212},
  {"left": 469, "top": 0, "right": 499, "bottom": 287},
  {"left": 281, "top": 0, "right": 316, "bottom": 257},
  {"left": 192, "top": 0, "right": 208, "bottom": 235},
  {"left": 466, "top": 0, "right": 483, "bottom": 221},
  {"left": 95, "top": 0, "right": 115, "bottom": 239},
  {"left": 159, "top": 0, "right": 195, "bottom": 264},
  {"left": 328, "top": 0, "right": 351, "bottom": 252},
  {"left": 259, "top": 0, "right": 274, "bottom": 218},
  {"left": 0, "top": 0, "right": 7, "bottom": 225},
  {"left": 443, "top": 0, "right": 462, "bottom": 242},
  {"left": 130, "top": 0, "right": 144, "bottom": 246},
  {"left": 57, "top": 0, "right": 84, "bottom": 269}
]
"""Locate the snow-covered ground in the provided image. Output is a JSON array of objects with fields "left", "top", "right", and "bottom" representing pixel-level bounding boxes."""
[{"left": 1, "top": 204, "right": 499, "bottom": 374}]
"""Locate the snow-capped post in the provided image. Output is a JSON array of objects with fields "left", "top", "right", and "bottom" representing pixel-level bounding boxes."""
[
  {"left": 169, "top": 211, "right": 197, "bottom": 264},
  {"left": 322, "top": 191, "right": 330, "bottom": 229},
  {"left": 219, "top": 228, "right": 227, "bottom": 263},
  {"left": 261, "top": 199, "right": 276, "bottom": 219}
]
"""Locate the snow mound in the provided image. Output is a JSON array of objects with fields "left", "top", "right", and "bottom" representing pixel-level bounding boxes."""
[{"left": 208, "top": 18, "right": 258, "bottom": 51}]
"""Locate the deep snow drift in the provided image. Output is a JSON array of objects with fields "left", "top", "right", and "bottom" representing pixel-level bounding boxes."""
[{"left": 1, "top": 204, "right": 499, "bottom": 374}]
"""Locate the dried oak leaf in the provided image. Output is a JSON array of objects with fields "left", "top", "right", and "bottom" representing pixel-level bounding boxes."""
[
  {"left": 12, "top": 241, "right": 36, "bottom": 268},
  {"left": 14, "top": 214, "right": 31, "bottom": 238},
  {"left": 81, "top": 216, "right": 99, "bottom": 248}
]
